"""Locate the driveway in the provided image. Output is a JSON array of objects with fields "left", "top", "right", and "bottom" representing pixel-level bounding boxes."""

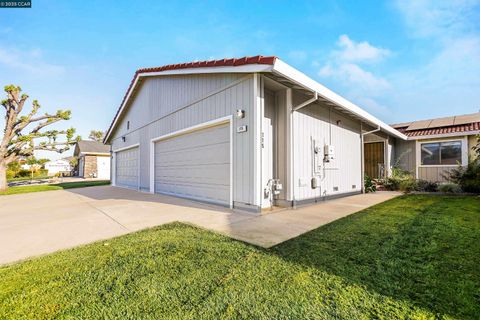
[{"left": 0, "top": 186, "right": 400, "bottom": 265}]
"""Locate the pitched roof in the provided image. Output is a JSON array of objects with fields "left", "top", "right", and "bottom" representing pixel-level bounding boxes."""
[
  {"left": 104, "top": 56, "right": 276, "bottom": 142},
  {"left": 137, "top": 56, "right": 277, "bottom": 74},
  {"left": 391, "top": 112, "right": 480, "bottom": 138},
  {"left": 104, "top": 56, "right": 407, "bottom": 143},
  {"left": 75, "top": 140, "right": 110, "bottom": 154}
]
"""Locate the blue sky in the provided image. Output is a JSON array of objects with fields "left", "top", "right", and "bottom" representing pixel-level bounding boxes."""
[{"left": 0, "top": 0, "right": 479, "bottom": 159}]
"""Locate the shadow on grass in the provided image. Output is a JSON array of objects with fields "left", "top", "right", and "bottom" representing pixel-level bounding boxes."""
[{"left": 271, "top": 195, "right": 480, "bottom": 319}]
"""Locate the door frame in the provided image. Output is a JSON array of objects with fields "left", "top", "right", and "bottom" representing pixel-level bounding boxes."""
[
  {"left": 364, "top": 140, "right": 386, "bottom": 179},
  {"left": 149, "top": 115, "right": 233, "bottom": 208},
  {"left": 112, "top": 143, "right": 140, "bottom": 190}
]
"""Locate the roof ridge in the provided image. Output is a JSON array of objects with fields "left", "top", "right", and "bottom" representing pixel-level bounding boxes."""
[{"left": 136, "top": 55, "right": 277, "bottom": 74}]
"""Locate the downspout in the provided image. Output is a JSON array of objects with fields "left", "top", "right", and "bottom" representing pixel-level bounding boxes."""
[
  {"left": 360, "top": 125, "right": 381, "bottom": 193},
  {"left": 291, "top": 91, "right": 318, "bottom": 207}
]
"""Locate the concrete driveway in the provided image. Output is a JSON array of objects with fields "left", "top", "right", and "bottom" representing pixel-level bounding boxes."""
[{"left": 0, "top": 186, "right": 400, "bottom": 265}]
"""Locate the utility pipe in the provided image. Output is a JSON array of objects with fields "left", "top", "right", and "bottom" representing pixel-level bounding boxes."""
[{"left": 293, "top": 92, "right": 318, "bottom": 112}]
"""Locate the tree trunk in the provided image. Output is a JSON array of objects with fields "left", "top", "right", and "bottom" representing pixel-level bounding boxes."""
[{"left": 0, "top": 162, "right": 7, "bottom": 192}]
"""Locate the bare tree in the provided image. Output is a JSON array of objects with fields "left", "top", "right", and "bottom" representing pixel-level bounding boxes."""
[
  {"left": 0, "top": 85, "right": 78, "bottom": 191},
  {"left": 88, "top": 130, "right": 104, "bottom": 142}
]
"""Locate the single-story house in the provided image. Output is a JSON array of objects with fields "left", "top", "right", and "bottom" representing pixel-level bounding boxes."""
[
  {"left": 44, "top": 158, "right": 73, "bottom": 176},
  {"left": 73, "top": 140, "right": 111, "bottom": 179},
  {"left": 104, "top": 55, "right": 409, "bottom": 213},
  {"left": 389, "top": 113, "right": 479, "bottom": 182}
]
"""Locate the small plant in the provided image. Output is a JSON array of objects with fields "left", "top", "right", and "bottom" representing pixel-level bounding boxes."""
[
  {"left": 399, "top": 179, "right": 418, "bottom": 194},
  {"left": 384, "top": 166, "right": 414, "bottom": 191},
  {"left": 438, "top": 183, "right": 462, "bottom": 193},
  {"left": 416, "top": 179, "right": 438, "bottom": 192},
  {"left": 444, "top": 158, "right": 480, "bottom": 193},
  {"left": 364, "top": 174, "right": 377, "bottom": 193}
]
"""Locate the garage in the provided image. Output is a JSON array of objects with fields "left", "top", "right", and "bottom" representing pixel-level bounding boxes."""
[
  {"left": 153, "top": 122, "right": 231, "bottom": 207},
  {"left": 115, "top": 146, "right": 139, "bottom": 189}
]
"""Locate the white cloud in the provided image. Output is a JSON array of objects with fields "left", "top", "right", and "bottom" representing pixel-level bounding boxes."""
[
  {"left": 336, "top": 34, "right": 390, "bottom": 62},
  {"left": 0, "top": 46, "right": 65, "bottom": 77},
  {"left": 395, "top": 0, "right": 480, "bottom": 39},
  {"left": 387, "top": 0, "right": 480, "bottom": 120},
  {"left": 317, "top": 35, "right": 391, "bottom": 97}
]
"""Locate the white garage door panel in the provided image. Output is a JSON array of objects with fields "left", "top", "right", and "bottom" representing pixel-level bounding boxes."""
[
  {"left": 115, "top": 147, "right": 139, "bottom": 189},
  {"left": 154, "top": 123, "right": 230, "bottom": 206}
]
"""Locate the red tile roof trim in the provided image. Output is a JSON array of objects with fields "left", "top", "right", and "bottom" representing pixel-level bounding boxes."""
[
  {"left": 396, "top": 122, "right": 480, "bottom": 137},
  {"left": 105, "top": 55, "right": 277, "bottom": 142}
]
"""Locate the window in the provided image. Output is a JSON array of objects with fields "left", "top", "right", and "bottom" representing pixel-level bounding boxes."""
[
  {"left": 421, "top": 140, "right": 462, "bottom": 165},
  {"left": 127, "top": 121, "right": 130, "bottom": 130}
]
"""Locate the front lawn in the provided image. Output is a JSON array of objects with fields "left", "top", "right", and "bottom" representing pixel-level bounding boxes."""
[
  {"left": 1, "top": 195, "right": 479, "bottom": 319},
  {"left": 0, "top": 180, "right": 110, "bottom": 195}
]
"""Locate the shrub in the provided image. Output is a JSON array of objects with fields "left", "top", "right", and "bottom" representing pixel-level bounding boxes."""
[
  {"left": 364, "top": 174, "right": 376, "bottom": 193},
  {"left": 416, "top": 179, "right": 438, "bottom": 192},
  {"left": 384, "top": 166, "right": 414, "bottom": 191},
  {"left": 36, "top": 169, "right": 49, "bottom": 177},
  {"left": 438, "top": 183, "right": 462, "bottom": 193},
  {"left": 6, "top": 170, "right": 16, "bottom": 179},
  {"left": 444, "top": 159, "right": 480, "bottom": 193},
  {"left": 17, "top": 169, "right": 31, "bottom": 177},
  {"left": 399, "top": 179, "right": 418, "bottom": 193}
]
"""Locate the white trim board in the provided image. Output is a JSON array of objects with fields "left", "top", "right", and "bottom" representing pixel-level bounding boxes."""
[
  {"left": 112, "top": 143, "right": 140, "bottom": 153},
  {"left": 149, "top": 116, "right": 234, "bottom": 209}
]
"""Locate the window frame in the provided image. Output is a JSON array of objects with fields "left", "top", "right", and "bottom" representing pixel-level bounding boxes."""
[{"left": 416, "top": 137, "right": 467, "bottom": 168}]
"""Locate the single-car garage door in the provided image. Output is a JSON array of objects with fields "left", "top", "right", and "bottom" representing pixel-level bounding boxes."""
[
  {"left": 154, "top": 123, "right": 231, "bottom": 206},
  {"left": 115, "top": 146, "right": 139, "bottom": 189}
]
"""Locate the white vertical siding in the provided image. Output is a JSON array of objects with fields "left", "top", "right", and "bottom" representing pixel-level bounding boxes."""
[
  {"left": 293, "top": 101, "right": 362, "bottom": 200},
  {"left": 110, "top": 74, "right": 256, "bottom": 206}
]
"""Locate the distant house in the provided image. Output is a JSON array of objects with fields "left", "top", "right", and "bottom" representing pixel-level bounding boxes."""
[
  {"left": 389, "top": 112, "right": 479, "bottom": 182},
  {"left": 44, "top": 159, "right": 72, "bottom": 176},
  {"left": 74, "top": 140, "right": 111, "bottom": 179}
]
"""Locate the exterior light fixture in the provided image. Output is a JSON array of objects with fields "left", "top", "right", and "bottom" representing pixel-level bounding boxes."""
[
  {"left": 236, "top": 109, "right": 245, "bottom": 119},
  {"left": 122, "top": 136, "right": 126, "bottom": 142}
]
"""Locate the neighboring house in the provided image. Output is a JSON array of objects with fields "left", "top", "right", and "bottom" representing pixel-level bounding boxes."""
[
  {"left": 390, "top": 113, "right": 480, "bottom": 182},
  {"left": 44, "top": 159, "right": 72, "bottom": 176},
  {"left": 74, "top": 140, "right": 111, "bottom": 179},
  {"left": 104, "top": 55, "right": 407, "bottom": 213}
]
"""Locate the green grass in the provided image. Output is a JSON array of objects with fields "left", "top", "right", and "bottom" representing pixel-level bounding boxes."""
[
  {"left": 0, "top": 180, "right": 110, "bottom": 195},
  {"left": 1, "top": 195, "right": 479, "bottom": 319}
]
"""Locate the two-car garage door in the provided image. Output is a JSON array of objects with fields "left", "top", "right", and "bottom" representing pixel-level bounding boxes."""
[{"left": 153, "top": 123, "right": 231, "bottom": 207}]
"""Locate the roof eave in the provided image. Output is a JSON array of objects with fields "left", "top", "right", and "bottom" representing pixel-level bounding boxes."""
[
  {"left": 406, "top": 130, "right": 480, "bottom": 140},
  {"left": 271, "top": 59, "right": 408, "bottom": 140}
]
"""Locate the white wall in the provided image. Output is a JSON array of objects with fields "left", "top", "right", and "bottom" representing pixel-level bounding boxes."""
[
  {"left": 292, "top": 98, "right": 362, "bottom": 201},
  {"left": 110, "top": 73, "right": 258, "bottom": 208}
]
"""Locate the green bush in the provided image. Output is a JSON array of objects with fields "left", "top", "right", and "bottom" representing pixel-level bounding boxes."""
[
  {"left": 444, "top": 159, "right": 480, "bottom": 193},
  {"left": 416, "top": 179, "right": 438, "bottom": 192},
  {"left": 384, "top": 167, "right": 414, "bottom": 191},
  {"left": 6, "top": 170, "right": 16, "bottom": 179},
  {"left": 399, "top": 179, "right": 418, "bottom": 193},
  {"left": 17, "top": 169, "right": 31, "bottom": 177},
  {"left": 438, "top": 183, "right": 462, "bottom": 193},
  {"left": 37, "top": 169, "right": 48, "bottom": 177},
  {"left": 364, "top": 174, "right": 376, "bottom": 193}
]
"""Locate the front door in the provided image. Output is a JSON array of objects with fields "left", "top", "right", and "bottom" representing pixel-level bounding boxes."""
[{"left": 364, "top": 142, "right": 385, "bottom": 179}]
